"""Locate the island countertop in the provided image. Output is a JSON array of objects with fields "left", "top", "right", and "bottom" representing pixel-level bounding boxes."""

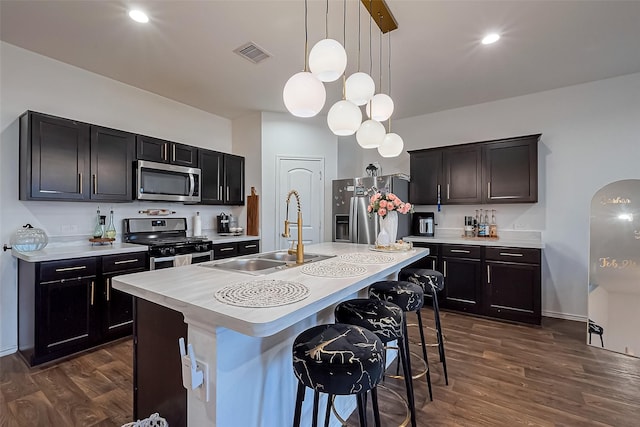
[{"left": 113, "top": 242, "right": 428, "bottom": 337}]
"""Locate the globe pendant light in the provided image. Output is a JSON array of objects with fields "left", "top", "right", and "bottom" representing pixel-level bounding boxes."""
[
  {"left": 356, "top": 119, "right": 385, "bottom": 148},
  {"left": 282, "top": 0, "right": 326, "bottom": 118},
  {"left": 283, "top": 71, "right": 326, "bottom": 118},
  {"left": 309, "top": 39, "right": 347, "bottom": 82},
  {"left": 328, "top": 99, "right": 362, "bottom": 136},
  {"left": 378, "top": 132, "right": 404, "bottom": 157},
  {"left": 345, "top": 72, "right": 375, "bottom": 106},
  {"left": 366, "top": 93, "right": 394, "bottom": 121}
]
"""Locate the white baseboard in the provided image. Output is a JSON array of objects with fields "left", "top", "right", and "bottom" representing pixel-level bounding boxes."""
[
  {"left": 0, "top": 345, "right": 17, "bottom": 358},
  {"left": 542, "top": 310, "right": 587, "bottom": 322}
]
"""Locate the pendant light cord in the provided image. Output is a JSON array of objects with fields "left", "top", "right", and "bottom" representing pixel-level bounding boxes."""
[
  {"left": 369, "top": 0, "right": 373, "bottom": 76},
  {"left": 342, "top": 0, "right": 347, "bottom": 99},
  {"left": 304, "top": 0, "right": 308, "bottom": 71},
  {"left": 388, "top": 31, "right": 392, "bottom": 132},
  {"left": 325, "top": 0, "right": 329, "bottom": 39},
  {"left": 357, "top": 1, "right": 361, "bottom": 71}
]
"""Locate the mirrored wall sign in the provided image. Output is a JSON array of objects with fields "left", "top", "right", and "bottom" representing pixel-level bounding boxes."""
[{"left": 589, "top": 179, "right": 640, "bottom": 357}]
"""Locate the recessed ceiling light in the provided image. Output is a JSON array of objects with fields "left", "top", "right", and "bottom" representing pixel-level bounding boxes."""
[
  {"left": 129, "top": 9, "right": 149, "bottom": 23},
  {"left": 481, "top": 33, "right": 500, "bottom": 45}
]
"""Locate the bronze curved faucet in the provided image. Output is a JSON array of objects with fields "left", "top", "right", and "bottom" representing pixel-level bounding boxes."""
[{"left": 282, "top": 190, "right": 304, "bottom": 264}]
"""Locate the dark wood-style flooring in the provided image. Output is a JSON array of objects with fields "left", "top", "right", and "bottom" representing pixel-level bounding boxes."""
[{"left": 2, "top": 310, "right": 639, "bottom": 426}]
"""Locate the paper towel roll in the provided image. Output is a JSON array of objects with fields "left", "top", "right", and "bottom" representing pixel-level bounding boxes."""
[{"left": 193, "top": 212, "right": 202, "bottom": 237}]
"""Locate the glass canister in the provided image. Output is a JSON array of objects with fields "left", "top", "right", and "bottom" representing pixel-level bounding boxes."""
[{"left": 11, "top": 224, "right": 48, "bottom": 252}]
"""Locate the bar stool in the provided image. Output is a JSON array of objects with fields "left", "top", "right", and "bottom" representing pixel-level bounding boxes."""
[
  {"left": 335, "top": 298, "right": 414, "bottom": 427},
  {"left": 368, "top": 280, "right": 433, "bottom": 405},
  {"left": 292, "top": 323, "right": 385, "bottom": 427},
  {"left": 399, "top": 268, "right": 449, "bottom": 385}
]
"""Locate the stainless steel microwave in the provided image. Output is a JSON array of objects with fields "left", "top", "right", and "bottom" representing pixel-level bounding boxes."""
[{"left": 136, "top": 160, "right": 201, "bottom": 202}]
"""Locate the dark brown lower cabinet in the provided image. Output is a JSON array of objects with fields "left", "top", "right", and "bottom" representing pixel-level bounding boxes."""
[
  {"left": 441, "top": 245, "right": 483, "bottom": 314},
  {"left": 484, "top": 247, "right": 541, "bottom": 324},
  {"left": 18, "top": 252, "right": 148, "bottom": 367},
  {"left": 407, "top": 242, "right": 541, "bottom": 325},
  {"left": 134, "top": 298, "right": 187, "bottom": 427}
]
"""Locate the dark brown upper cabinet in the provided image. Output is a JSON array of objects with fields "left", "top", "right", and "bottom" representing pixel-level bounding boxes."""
[
  {"left": 198, "top": 149, "right": 245, "bottom": 205},
  {"left": 482, "top": 134, "right": 539, "bottom": 203},
  {"left": 20, "top": 111, "right": 134, "bottom": 202},
  {"left": 409, "top": 149, "right": 443, "bottom": 205},
  {"left": 409, "top": 133, "right": 540, "bottom": 205},
  {"left": 91, "top": 126, "right": 135, "bottom": 201},
  {"left": 136, "top": 135, "right": 198, "bottom": 167},
  {"left": 443, "top": 145, "right": 482, "bottom": 204}
]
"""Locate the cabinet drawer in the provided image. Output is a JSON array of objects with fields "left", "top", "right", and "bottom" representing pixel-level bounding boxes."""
[
  {"left": 441, "top": 244, "right": 481, "bottom": 259},
  {"left": 213, "top": 243, "right": 238, "bottom": 259},
  {"left": 238, "top": 240, "right": 260, "bottom": 255},
  {"left": 40, "top": 258, "right": 97, "bottom": 282},
  {"left": 411, "top": 241, "right": 439, "bottom": 256},
  {"left": 485, "top": 247, "right": 540, "bottom": 264},
  {"left": 102, "top": 252, "right": 148, "bottom": 274}
]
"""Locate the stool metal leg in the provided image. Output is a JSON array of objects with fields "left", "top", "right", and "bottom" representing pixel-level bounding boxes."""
[
  {"left": 324, "top": 394, "right": 333, "bottom": 427},
  {"left": 371, "top": 388, "right": 382, "bottom": 427},
  {"left": 312, "top": 390, "right": 320, "bottom": 427},
  {"left": 357, "top": 392, "right": 368, "bottom": 427},
  {"left": 416, "top": 309, "right": 434, "bottom": 401},
  {"left": 400, "top": 315, "right": 417, "bottom": 427},
  {"left": 293, "top": 382, "right": 305, "bottom": 427},
  {"left": 431, "top": 287, "right": 449, "bottom": 385}
]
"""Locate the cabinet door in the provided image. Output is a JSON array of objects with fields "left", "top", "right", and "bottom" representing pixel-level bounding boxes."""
[
  {"left": 21, "top": 112, "right": 90, "bottom": 200},
  {"left": 91, "top": 126, "right": 135, "bottom": 201},
  {"left": 38, "top": 277, "right": 96, "bottom": 356},
  {"left": 485, "top": 261, "right": 541, "bottom": 324},
  {"left": 443, "top": 145, "right": 482, "bottom": 204},
  {"left": 224, "top": 154, "right": 245, "bottom": 205},
  {"left": 442, "top": 257, "right": 482, "bottom": 313},
  {"left": 483, "top": 135, "right": 539, "bottom": 203},
  {"left": 409, "top": 150, "right": 442, "bottom": 205},
  {"left": 136, "top": 135, "right": 168, "bottom": 163},
  {"left": 199, "top": 149, "right": 224, "bottom": 204},
  {"left": 170, "top": 143, "right": 198, "bottom": 167}
]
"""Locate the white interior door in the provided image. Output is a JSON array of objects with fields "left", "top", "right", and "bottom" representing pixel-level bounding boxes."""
[{"left": 277, "top": 157, "right": 324, "bottom": 250}]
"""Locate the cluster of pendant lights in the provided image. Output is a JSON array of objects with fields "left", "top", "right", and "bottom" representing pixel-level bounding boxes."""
[{"left": 282, "top": 0, "right": 403, "bottom": 157}]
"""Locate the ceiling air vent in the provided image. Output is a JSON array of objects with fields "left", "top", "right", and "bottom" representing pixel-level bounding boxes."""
[{"left": 233, "top": 42, "right": 271, "bottom": 64}]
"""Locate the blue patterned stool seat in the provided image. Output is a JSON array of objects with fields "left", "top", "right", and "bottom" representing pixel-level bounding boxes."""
[
  {"left": 335, "top": 299, "right": 403, "bottom": 344},
  {"left": 292, "top": 323, "right": 385, "bottom": 427},
  {"left": 368, "top": 280, "right": 424, "bottom": 312},
  {"left": 399, "top": 267, "right": 450, "bottom": 386}
]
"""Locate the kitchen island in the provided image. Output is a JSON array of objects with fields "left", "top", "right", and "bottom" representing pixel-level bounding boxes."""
[{"left": 113, "top": 242, "right": 428, "bottom": 427}]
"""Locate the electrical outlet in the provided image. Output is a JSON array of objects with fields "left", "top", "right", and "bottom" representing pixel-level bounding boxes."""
[{"left": 513, "top": 223, "right": 527, "bottom": 230}]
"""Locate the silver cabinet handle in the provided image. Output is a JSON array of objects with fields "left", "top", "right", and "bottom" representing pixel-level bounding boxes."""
[
  {"left": 114, "top": 259, "right": 139, "bottom": 264},
  {"left": 220, "top": 247, "right": 234, "bottom": 251},
  {"left": 163, "top": 143, "right": 168, "bottom": 161},
  {"left": 499, "top": 252, "right": 524, "bottom": 257},
  {"left": 78, "top": 173, "right": 83, "bottom": 194},
  {"left": 432, "top": 259, "right": 436, "bottom": 270},
  {"left": 107, "top": 278, "right": 111, "bottom": 302},
  {"left": 443, "top": 260, "right": 447, "bottom": 277},
  {"left": 219, "top": 186, "right": 223, "bottom": 200},
  {"left": 93, "top": 174, "right": 97, "bottom": 194},
  {"left": 227, "top": 186, "right": 230, "bottom": 200},
  {"left": 172, "top": 144, "right": 176, "bottom": 162},
  {"left": 55, "top": 266, "right": 87, "bottom": 272},
  {"left": 488, "top": 182, "right": 491, "bottom": 198},
  {"left": 487, "top": 265, "right": 491, "bottom": 284},
  {"left": 244, "top": 244, "right": 257, "bottom": 248},
  {"left": 90, "top": 281, "right": 95, "bottom": 306},
  {"left": 447, "top": 183, "right": 450, "bottom": 200},
  {"left": 450, "top": 249, "right": 470, "bottom": 254}
]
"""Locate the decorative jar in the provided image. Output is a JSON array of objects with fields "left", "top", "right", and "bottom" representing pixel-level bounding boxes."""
[{"left": 11, "top": 224, "right": 48, "bottom": 252}]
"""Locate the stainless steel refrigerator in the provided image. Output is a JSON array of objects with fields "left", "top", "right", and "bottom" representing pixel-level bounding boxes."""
[{"left": 332, "top": 175, "right": 410, "bottom": 244}]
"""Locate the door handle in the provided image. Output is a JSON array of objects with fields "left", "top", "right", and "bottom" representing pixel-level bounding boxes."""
[
  {"left": 450, "top": 249, "right": 470, "bottom": 254},
  {"left": 499, "top": 252, "right": 524, "bottom": 257},
  {"left": 220, "top": 247, "right": 234, "bottom": 252},
  {"left": 107, "top": 278, "right": 111, "bottom": 302},
  {"left": 163, "top": 143, "right": 168, "bottom": 161},
  {"left": 447, "top": 184, "right": 450, "bottom": 200},
  {"left": 431, "top": 259, "right": 436, "bottom": 270},
  {"left": 90, "top": 281, "right": 95, "bottom": 306},
  {"left": 443, "top": 260, "right": 447, "bottom": 277},
  {"left": 172, "top": 144, "right": 176, "bottom": 162},
  {"left": 93, "top": 174, "right": 97, "bottom": 194},
  {"left": 79, "top": 173, "right": 83, "bottom": 194},
  {"left": 487, "top": 265, "right": 491, "bottom": 284},
  {"left": 226, "top": 186, "right": 230, "bottom": 200},
  {"left": 349, "top": 197, "right": 357, "bottom": 243},
  {"left": 55, "top": 266, "right": 87, "bottom": 272},
  {"left": 114, "top": 259, "right": 139, "bottom": 264},
  {"left": 189, "top": 174, "right": 195, "bottom": 197},
  {"left": 244, "top": 244, "right": 257, "bottom": 249}
]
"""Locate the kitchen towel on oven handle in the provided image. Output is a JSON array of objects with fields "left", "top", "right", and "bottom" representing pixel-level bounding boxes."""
[{"left": 173, "top": 254, "right": 192, "bottom": 267}]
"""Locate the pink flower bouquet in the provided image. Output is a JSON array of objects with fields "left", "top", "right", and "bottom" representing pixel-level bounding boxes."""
[{"left": 367, "top": 192, "right": 413, "bottom": 219}]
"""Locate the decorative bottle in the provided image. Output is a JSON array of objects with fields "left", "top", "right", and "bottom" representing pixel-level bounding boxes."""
[
  {"left": 478, "top": 209, "right": 486, "bottom": 237},
  {"left": 489, "top": 210, "right": 498, "bottom": 238},
  {"left": 105, "top": 208, "right": 116, "bottom": 239},
  {"left": 93, "top": 207, "right": 104, "bottom": 238}
]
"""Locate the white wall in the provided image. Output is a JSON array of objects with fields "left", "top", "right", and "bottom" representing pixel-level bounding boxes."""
[
  {"left": 261, "top": 112, "right": 338, "bottom": 252},
  {"left": 232, "top": 113, "right": 262, "bottom": 233},
  {"left": 346, "top": 72, "right": 640, "bottom": 320},
  {"left": 0, "top": 42, "right": 234, "bottom": 356}
]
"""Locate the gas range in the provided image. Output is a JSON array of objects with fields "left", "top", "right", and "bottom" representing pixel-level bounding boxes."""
[{"left": 123, "top": 218, "right": 213, "bottom": 268}]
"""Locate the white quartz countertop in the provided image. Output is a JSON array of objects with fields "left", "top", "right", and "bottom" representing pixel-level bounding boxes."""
[
  {"left": 12, "top": 242, "right": 148, "bottom": 262},
  {"left": 404, "top": 230, "right": 544, "bottom": 249},
  {"left": 113, "top": 242, "right": 428, "bottom": 337}
]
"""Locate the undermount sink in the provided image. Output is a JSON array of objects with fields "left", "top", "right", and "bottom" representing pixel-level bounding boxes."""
[
  {"left": 258, "top": 251, "right": 325, "bottom": 263},
  {"left": 199, "top": 252, "right": 335, "bottom": 275}
]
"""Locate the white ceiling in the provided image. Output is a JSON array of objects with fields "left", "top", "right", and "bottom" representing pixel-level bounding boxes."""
[{"left": 1, "top": 0, "right": 639, "bottom": 120}]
